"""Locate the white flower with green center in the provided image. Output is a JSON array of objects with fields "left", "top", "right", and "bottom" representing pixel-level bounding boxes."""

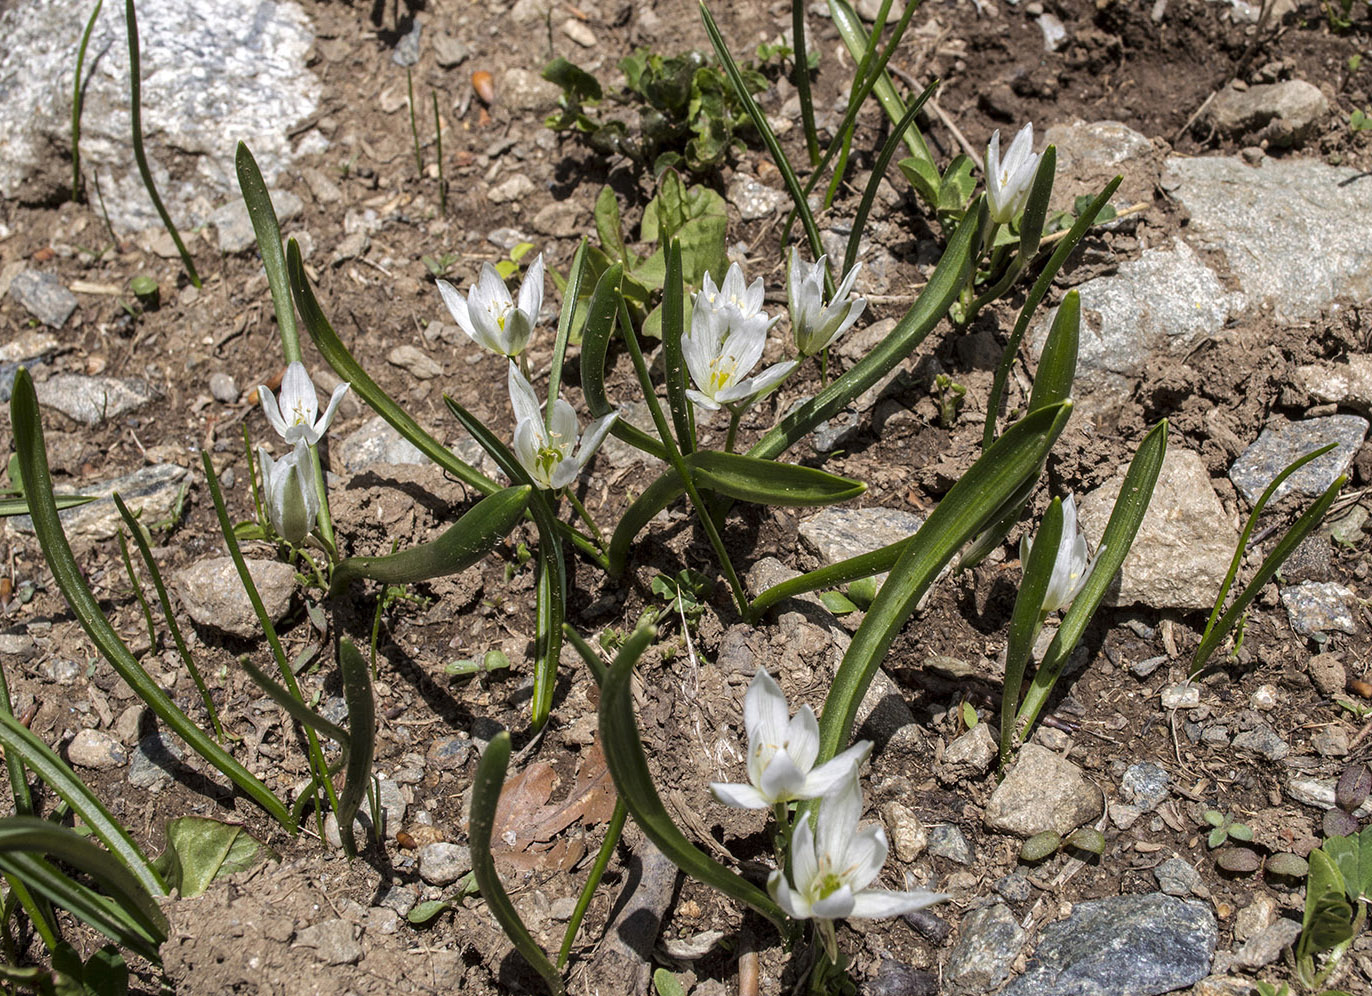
[
  {"left": 683, "top": 267, "right": 797, "bottom": 412},
  {"left": 710, "top": 668, "right": 871, "bottom": 809},
  {"left": 257, "top": 362, "right": 350, "bottom": 446},
  {"left": 985, "top": 122, "right": 1041, "bottom": 225},
  {"left": 1020, "top": 494, "right": 1101, "bottom": 613},
  {"left": 258, "top": 440, "right": 319, "bottom": 544},
  {"left": 698, "top": 262, "right": 768, "bottom": 323},
  {"left": 788, "top": 250, "right": 866, "bottom": 357},
  {"left": 508, "top": 363, "right": 616, "bottom": 490},
  {"left": 767, "top": 771, "right": 948, "bottom": 954},
  {"left": 438, "top": 254, "right": 545, "bottom": 358}
]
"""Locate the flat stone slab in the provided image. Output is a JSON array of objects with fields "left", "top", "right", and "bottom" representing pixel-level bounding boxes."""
[
  {"left": 8, "top": 270, "right": 77, "bottom": 327},
  {"left": 6, "top": 463, "right": 188, "bottom": 542},
  {"left": 797, "top": 506, "right": 924, "bottom": 591},
  {"left": 1228, "top": 415, "right": 1367, "bottom": 506},
  {"left": 35, "top": 374, "right": 160, "bottom": 427}
]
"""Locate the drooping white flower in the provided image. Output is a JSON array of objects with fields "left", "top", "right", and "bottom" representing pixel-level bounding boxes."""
[
  {"left": 1020, "top": 494, "right": 1101, "bottom": 613},
  {"left": 258, "top": 440, "right": 319, "bottom": 544},
  {"left": 508, "top": 363, "right": 617, "bottom": 490},
  {"left": 710, "top": 668, "right": 871, "bottom": 810},
  {"left": 767, "top": 771, "right": 948, "bottom": 932},
  {"left": 985, "top": 123, "right": 1041, "bottom": 225},
  {"left": 683, "top": 265, "right": 797, "bottom": 412},
  {"left": 437, "top": 254, "right": 545, "bottom": 358},
  {"left": 258, "top": 362, "right": 350, "bottom": 446},
  {"left": 788, "top": 250, "right": 867, "bottom": 357}
]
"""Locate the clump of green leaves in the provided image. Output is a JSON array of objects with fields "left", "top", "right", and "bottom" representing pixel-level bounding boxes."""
[
  {"left": 1203, "top": 809, "right": 1254, "bottom": 849},
  {"left": 543, "top": 47, "right": 773, "bottom": 177},
  {"left": 1293, "top": 826, "right": 1372, "bottom": 991},
  {"left": 1349, "top": 109, "right": 1372, "bottom": 132},
  {"left": 1019, "top": 826, "right": 1106, "bottom": 863}
]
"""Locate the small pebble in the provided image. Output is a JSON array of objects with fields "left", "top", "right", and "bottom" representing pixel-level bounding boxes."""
[
  {"left": 419, "top": 842, "right": 472, "bottom": 885},
  {"left": 1161, "top": 683, "right": 1201, "bottom": 709},
  {"left": 1250, "top": 684, "right": 1278, "bottom": 710},
  {"left": 209, "top": 372, "right": 238, "bottom": 404},
  {"left": 66, "top": 729, "right": 128, "bottom": 770}
]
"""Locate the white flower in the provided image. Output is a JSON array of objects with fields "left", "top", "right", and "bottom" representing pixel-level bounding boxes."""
[
  {"left": 710, "top": 668, "right": 871, "bottom": 809},
  {"left": 767, "top": 771, "right": 948, "bottom": 930},
  {"left": 788, "top": 250, "right": 866, "bottom": 357},
  {"left": 258, "top": 440, "right": 319, "bottom": 544},
  {"left": 1020, "top": 494, "right": 1101, "bottom": 613},
  {"left": 258, "top": 362, "right": 350, "bottom": 446},
  {"left": 684, "top": 265, "right": 797, "bottom": 412},
  {"left": 508, "top": 363, "right": 616, "bottom": 490},
  {"left": 985, "top": 123, "right": 1041, "bottom": 225},
  {"left": 437, "top": 254, "right": 545, "bottom": 358}
]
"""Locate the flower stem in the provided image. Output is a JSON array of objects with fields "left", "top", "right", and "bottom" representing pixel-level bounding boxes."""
[
  {"left": 772, "top": 801, "right": 792, "bottom": 869},
  {"left": 307, "top": 443, "right": 337, "bottom": 561},
  {"left": 724, "top": 408, "right": 743, "bottom": 454},
  {"left": 563, "top": 488, "right": 606, "bottom": 552}
]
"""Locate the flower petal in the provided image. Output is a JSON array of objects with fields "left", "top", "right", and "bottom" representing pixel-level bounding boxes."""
[
  {"left": 841, "top": 826, "right": 888, "bottom": 894},
  {"left": 789, "top": 817, "right": 818, "bottom": 894},
  {"left": 717, "top": 359, "right": 799, "bottom": 405},
  {"left": 314, "top": 382, "right": 351, "bottom": 438},
  {"left": 744, "top": 668, "right": 789, "bottom": 755},
  {"left": 517, "top": 253, "right": 545, "bottom": 324},
  {"left": 575, "top": 412, "right": 618, "bottom": 471},
  {"left": 758, "top": 750, "right": 808, "bottom": 803},
  {"left": 512, "top": 418, "right": 546, "bottom": 488},
  {"left": 709, "top": 781, "right": 769, "bottom": 809},
  {"left": 507, "top": 363, "right": 543, "bottom": 427},
  {"left": 768, "top": 870, "right": 813, "bottom": 920},
  {"left": 437, "top": 279, "right": 473, "bottom": 335},
  {"left": 258, "top": 386, "right": 288, "bottom": 439},
  {"left": 801, "top": 740, "right": 872, "bottom": 799},
  {"left": 280, "top": 362, "right": 318, "bottom": 426},
  {"left": 811, "top": 884, "right": 856, "bottom": 920},
  {"left": 786, "top": 706, "right": 819, "bottom": 775},
  {"left": 815, "top": 772, "right": 862, "bottom": 862},
  {"left": 848, "top": 888, "right": 950, "bottom": 919}
]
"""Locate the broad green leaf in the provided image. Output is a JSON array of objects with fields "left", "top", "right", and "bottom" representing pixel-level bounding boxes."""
[
  {"left": 81, "top": 945, "right": 128, "bottom": 996},
  {"left": 9, "top": 369, "right": 291, "bottom": 829},
  {"left": 1018, "top": 145, "right": 1056, "bottom": 261},
  {"left": 654, "top": 968, "right": 689, "bottom": 996},
  {"left": 542, "top": 57, "right": 603, "bottom": 103},
  {"left": 153, "top": 817, "right": 275, "bottom": 899},
  {"left": 407, "top": 899, "right": 454, "bottom": 925},
  {"left": 829, "top": 0, "right": 931, "bottom": 164},
  {"left": 820, "top": 591, "right": 858, "bottom": 614},
  {"left": 1320, "top": 827, "right": 1372, "bottom": 903},
  {"left": 937, "top": 155, "right": 976, "bottom": 214},
  {"left": 335, "top": 638, "right": 376, "bottom": 855},
  {"left": 593, "top": 187, "right": 627, "bottom": 266},
  {"left": 330, "top": 486, "right": 530, "bottom": 594},
  {"left": 898, "top": 156, "right": 939, "bottom": 206},
  {"left": 236, "top": 142, "right": 300, "bottom": 363},
  {"left": 1020, "top": 831, "right": 1061, "bottom": 862}
]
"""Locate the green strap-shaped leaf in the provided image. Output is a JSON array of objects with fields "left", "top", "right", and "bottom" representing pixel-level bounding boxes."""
[
  {"left": 9, "top": 369, "right": 292, "bottom": 829},
  {"left": 236, "top": 142, "right": 300, "bottom": 364},
  {"left": 0, "top": 494, "right": 95, "bottom": 516},
  {"left": 661, "top": 239, "right": 695, "bottom": 454},
  {"left": 546, "top": 240, "right": 588, "bottom": 430},
  {"left": 597, "top": 623, "right": 787, "bottom": 928},
  {"left": 335, "top": 638, "right": 375, "bottom": 855},
  {"left": 1000, "top": 497, "right": 1062, "bottom": 770},
  {"left": 814, "top": 402, "right": 1074, "bottom": 763},
  {"left": 607, "top": 452, "right": 866, "bottom": 577},
  {"left": 749, "top": 200, "right": 984, "bottom": 462},
  {"left": 331, "top": 486, "right": 530, "bottom": 594},
  {"left": 470, "top": 733, "right": 565, "bottom": 996},
  {"left": 1017, "top": 420, "right": 1168, "bottom": 733},
  {"left": 0, "top": 715, "right": 163, "bottom": 897},
  {"left": 829, "top": 0, "right": 933, "bottom": 165}
]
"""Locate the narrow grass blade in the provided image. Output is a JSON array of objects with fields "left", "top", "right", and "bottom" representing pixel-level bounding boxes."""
[
  {"left": 331, "top": 486, "right": 530, "bottom": 593},
  {"left": 700, "top": 2, "right": 825, "bottom": 267},
  {"left": 0, "top": 494, "right": 95, "bottom": 516},
  {"left": 1000, "top": 498, "right": 1061, "bottom": 769},
  {"left": 124, "top": 0, "right": 199, "bottom": 287},
  {"left": 751, "top": 201, "right": 983, "bottom": 461},
  {"left": 1017, "top": 420, "right": 1168, "bottom": 731},
  {"left": 561, "top": 622, "right": 609, "bottom": 686},
  {"left": 557, "top": 797, "right": 625, "bottom": 969},
  {"left": 792, "top": 0, "right": 818, "bottom": 165},
  {"left": 844, "top": 79, "right": 938, "bottom": 276},
  {"left": 1191, "top": 472, "right": 1345, "bottom": 677},
  {"left": 829, "top": 0, "right": 933, "bottom": 164},
  {"left": 115, "top": 529, "right": 157, "bottom": 654},
  {"left": 334, "top": 639, "right": 375, "bottom": 855},
  {"left": 546, "top": 240, "right": 589, "bottom": 430},
  {"left": 71, "top": 0, "right": 103, "bottom": 202},
  {"left": 0, "top": 817, "right": 166, "bottom": 960},
  {"left": 597, "top": 623, "right": 786, "bottom": 928},
  {"left": 10, "top": 369, "right": 290, "bottom": 828},
  {"left": 983, "top": 177, "right": 1122, "bottom": 448},
  {"left": 236, "top": 142, "right": 300, "bottom": 364},
  {"left": 815, "top": 402, "right": 1073, "bottom": 763},
  {"left": 661, "top": 240, "right": 695, "bottom": 454},
  {"left": 406, "top": 67, "right": 422, "bottom": 176},
  {"left": 0, "top": 715, "right": 163, "bottom": 897},
  {"left": 112, "top": 493, "right": 222, "bottom": 737},
  {"left": 470, "top": 733, "right": 565, "bottom": 995},
  {"left": 432, "top": 90, "right": 446, "bottom": 215}
]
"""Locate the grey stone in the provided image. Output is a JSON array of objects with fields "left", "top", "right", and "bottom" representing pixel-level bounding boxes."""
[
  {"left": 986, "top": 744, "right": 1103, "bottom": 837},
  {"left": 378, "top": 883, "right": 418, "bottom": 916},
  {"left": 532, "top": 199, "right": 587, "bottom": 238},
  {"left": 1293, "top": 354, "right": 1372, "bottom": 415},
  {"left": 1120, "top": 762, "right": 1170, "bottom": 811},
  {"left": 1163, "top": 156, "right": 1372, "bottom": 324},
  {"left": 432, "top": 33, "right": 470, "bottom": 69},
  {"left": 727, "top": 175, "right": 785, "bottom": 220},
  {"left": 488, "top": 174, "right": 535, "bottom": 204},
  {"left": 945, "top": 903, "right": 1026, "bottom": 994},
  {"left": 427, "top": 736, "right": 470, "bottom": 769},
  {"left": 1206, "top": 80, "right": 1328, "bottom": 147},
  {"left": 208, "top": 372, "right": 238, "bottom": 404},
  {"left": 1219, "top": 917, "right": 1301, "bottom": 972},
  {"left": 995, "top": 872, "right": 1033, "bottom": 903},
  {"left": 864, "top": 960, "right": 937, "bottom": 996},
  {"left": 338, "top": 415, "right": 427, "bottom": 473},
  {"left": 1037, "top": 12, "right": 1068, "bottom": 50},
  {"left": 926, "top": 824, "right": 972, "bottom": 864},
  {"left": 211, "top": 191, "right": 303, "bottom": 254},
  {"left": 1002, "top": 893, "right": 1217, "bottom": 996},
  {"left": 1281, "top": 581, "right": 1359, "bottom": 639},
  {"left": 37, "top": 658, "right": 82, "bottom": 683},
  {"left": 1313, "top": 725, "right": 1349, "bottom": 757},
  {"left": 880, "top": 801, "right": 927, "bottom": 862},
  {"left": 174, "top": 557, "right": 296, "bottom": 638},
  {"left": 811, "top": 408, "right": 864, "bottom": 453},
  {"left": 6, "top": 463, "right": 188, "bottom": 542},
  {"left": 1154, "top": 858, "right": 1203, "bottom": 897},
  {"left": 1110, "top": 802, "right": 1143, "bottom": 830},
  {"left": 549, "top": 896, "right": 578, "bottom": 922},
  {"left": 1287, "top": 776, "right": 1372, "bottom": 816},
  {"left": 1078, "top": 448, "right": 1237, "bottom": 610},
  {"left": 0, "top": 0, "right": 321, "bottom": 232},
  {"left": 66, "top": 729, "right": 127, "bottom": 769},
  {"left": 36, "top": 374, "right": 160, "bottom": 427},
  {"left": 1231, "top": 722, "right": 1288, "bottom": 761},
  {"left": 8, "top": 271, "right": 77, "bottom": 327},
  {"left": 418, "top": 842, "right": 472, "bottom": 885},
  {"left": 1042, "top": 120, "right": 1158, "bottom": 214},
  {"left": 1230, "top": 416, "right": 1367, "bottom": 506},
  {"left": 798, "top": 506, "right": 924, "bottom": 573},
  {"left": 904, "top": 908, "right": 951, "bottom": 945},
  {"left": 1160, "top": 683, "right": 1201, "bottom": 709},
  {"left": 560, "top": 18, "right": 596, "bottom": 47},
  {"left": 856, "top": 0, "right": 905, "bottom": 19},
  {"left": 1131, "top": 655, "right": 1167, "bottom": 678},
  {"left": 323, "top": 809, "right": 374, "bottom": 850},
  {"left": 386, "top": 345, "right": 443, "bottom": 380},
  {"left": 0, "top": 633, "right": 37, "bottom": 662},
  {"left": 499, "top": 68, "right": 559, "bottom": 112},
  {"left": 1307, "top": 653, "right": 1347, "bottom": 697},
  {"left": 293, "top": 919, "right": 362, "bottom": 965},
  {"left": 937, "top": 723, "right": 997, "bottom": 784},
  {"left": 391, "top": 20, "right": 421, "bottom": 67},
  {"left": 128, "top": 730, "right": 184, "bottom": 792}
]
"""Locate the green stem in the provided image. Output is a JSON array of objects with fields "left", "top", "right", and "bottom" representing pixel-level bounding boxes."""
[
  {"left": 71, "top": 0, "right": 103, "bottom": 203},
  {"left": 724, "top": 408, "right": 742, "bottom": 454},
  {"left": 406, "top": 67, "right": 422, "bottom": 177},
  {"left": 556, "top": 798, "right": 627, "bottom": 970},
  {"left": 432, "top": 90, "right": 446, "bottom": 215},
  {"left": 563, "top": 489, "right": 606, "bottom": 552},
  {"left": 308, "top": 443, "right": 337, "bottom": 561}
]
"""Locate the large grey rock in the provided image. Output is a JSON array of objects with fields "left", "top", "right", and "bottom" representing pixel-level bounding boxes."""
[
  {"left": 211, "top": 190, "right": 302, "bottom": 253},
  {"left": 36, "top": 374, "right": 160, "bottom": 426},
  {"left": 1229, "top": 415, "right": 1367, "bottom": 506},
  {"left": 1293, "top": 354, "right": 1372, "bottom": 414},
  {"left": 1163, "top": 156, "right": 1372, "bottom": 323},
  {"left": 798, "top": 506, "right": 923, "bottom": 591},
  {"left": 985, "top": 744, "right": 1103, "bottom": 837},
  {"left": 1078, "top": 448, "right": 1237, "bottom": 610},
  {"left": 8, "top": 271, "right": 77, "bottom": 327},
  {"left": 6, "top": 463, "right": 188, "bottom": 542},
  {"left": 945, "top": 903, "right": 1026, "bottom": 994},
  {"left": 1032, "top": 241, "right": 1243, "bottom": 401},
  {"left": 338, "top": 415, "right": 427, "bottom": 473},
  {"left": 0, "top": 0, "right": 320, "bottom": 231},
  {"left": 1206, "top": 80, "right": 1328, "bottom": 147},
  {"left": 1041, "top": 120, "right": 1158, "bottom": 211},
  {"left": 1003, "top": 893, "right": 1217, "bottom": 996},
  {"left": 175, "top": 557, "right": 296, "bottom": 638}
]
